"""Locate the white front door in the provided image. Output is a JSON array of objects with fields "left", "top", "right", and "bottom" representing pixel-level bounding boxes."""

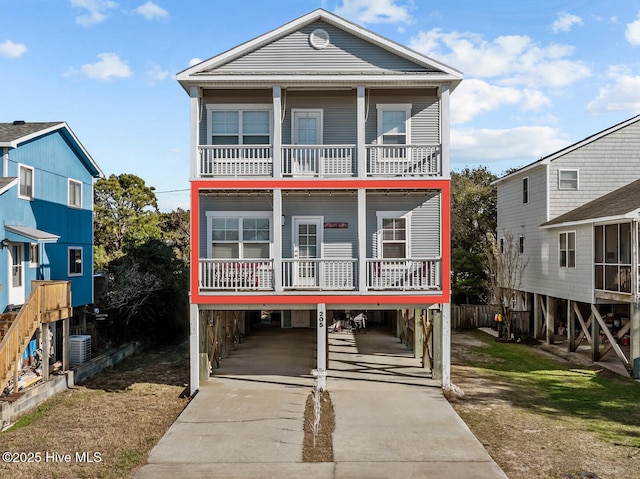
[
  {"left": 292, "top": 110, "right": 322, "bottom": 176},
  {"left": 293, "top": 217, "right": 322, "bottom": 287},
  {"left": 8, "top": 243, "right": 25, "bottom": 305}
]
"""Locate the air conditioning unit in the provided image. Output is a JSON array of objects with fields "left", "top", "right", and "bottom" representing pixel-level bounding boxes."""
[{"left": 69, "top": 335, "right": 91, "bottom": 365}]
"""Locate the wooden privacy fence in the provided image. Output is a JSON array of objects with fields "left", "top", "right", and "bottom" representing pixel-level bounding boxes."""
[{"left": 451, "top": 304, "right": 531, "bottom": 335}]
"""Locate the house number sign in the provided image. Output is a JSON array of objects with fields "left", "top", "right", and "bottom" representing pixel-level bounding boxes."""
[{"left": 324, "top": 222, "right": 348, "bottom": 229}]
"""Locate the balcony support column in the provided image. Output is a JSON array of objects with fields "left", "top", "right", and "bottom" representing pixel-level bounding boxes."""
[
  {"left": 189, "top": 86, "right": 200, "bottom": 179},
  {"left": 274, "top": 188, "right": 283, "bottom": 292},
  {"left": 357, "top": 86, "right": 366, "bottom": 179},
  {"left": 189, "top": 303, "right": 200, "bottom": 396},
  {"left": 631, "top": 302, "right": 640, "bottom": 379},
  {"left": 273, "top": 86, "right": 282, "bottom": 179},
  {"left": 358, "top": 188, "right": 367, "bottom": 292},
  {"left": 439, "top": 85, "right": 450, "bottom": 177}
]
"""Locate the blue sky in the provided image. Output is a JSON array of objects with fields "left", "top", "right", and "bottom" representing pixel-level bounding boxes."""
[{"left": 2, "top": 0, "right": 640, "bottom": 211}]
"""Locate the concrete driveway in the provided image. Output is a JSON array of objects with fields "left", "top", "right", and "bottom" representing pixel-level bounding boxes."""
[{"left": 134, "top": 325, "right": 507, "bottom": 479}]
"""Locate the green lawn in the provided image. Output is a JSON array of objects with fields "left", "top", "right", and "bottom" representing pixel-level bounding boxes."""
[{"left": 461, "top": 331, "right": 640, "bottom": 448}]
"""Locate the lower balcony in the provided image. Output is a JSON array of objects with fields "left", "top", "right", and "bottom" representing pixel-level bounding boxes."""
[{"left": 197, "top": 258, "right": 441, "bottom": 293}]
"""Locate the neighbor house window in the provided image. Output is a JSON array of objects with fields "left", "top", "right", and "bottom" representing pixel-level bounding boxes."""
[
  {"left": 29, "top": 243, "right": 39, "bottom": 268},
  {"left": 559, "top": 169, "right": 578, "bottom": 190},
  {"left": 522, "top": 177, "right": 529, "bottom": 204},
  {"left": 19, "top": 164, "right": 34, "bottom": 199},
  {"left": 377, "top": 104, "right": 411, "bottom": 145},
  {"left": 519, "top": 235, "right": 525, "bottom": 254},
  {"left": 207, "top": 212, "right": 271, "bottom": 259},
  {"left": 208, "top": 106, "right": 271, "bottom": 145},
  {"left": 68, "top": 247, "right": 82, "bottom": 276},
  {"left": 500, "top": 238, "right": 504, "bottom": 254},
  {"left": 377, "top": 212, "right": 410, "bottom": 258},
  {"left": 559, "top": 232, "right": 576, "bottom": 268},
  {"left": 68, "top": 179, "right": 82, "bottom": 208}
]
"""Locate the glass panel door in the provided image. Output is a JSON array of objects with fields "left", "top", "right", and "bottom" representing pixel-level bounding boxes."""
[
  {"left": 293, "top": 111, "right": 321, "bottom": 176},
  {"left": 8, "top": 243, "right": 25, "bottom": 305},
  {"left": 293, "top": 218, "right": 322, "bottom": 287}
]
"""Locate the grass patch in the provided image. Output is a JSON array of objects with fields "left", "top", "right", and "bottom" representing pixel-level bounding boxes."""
[{"left": 462, "top": 331, "right": 640, "bottom": 447}]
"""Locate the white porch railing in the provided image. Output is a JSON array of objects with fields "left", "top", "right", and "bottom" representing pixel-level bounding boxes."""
[
  {"left": 281, "top": 145, "right": 356, "bottom": 177},
  {"left": 199, "top": 259, "right": 273, "bottom": 290},
  {"left": 366, "top": 144, "right": 441, "bottom": 176},
  {"left": 366, "top": 259, "right": 441, "bottom": 290},
  {"left": 282, "top": 259, "right": 357, "bottom": 290},
  {"left": 199, "top": 146, "right": 273, "bottom": 177}
]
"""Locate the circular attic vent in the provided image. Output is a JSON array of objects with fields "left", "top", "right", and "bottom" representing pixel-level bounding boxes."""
[{"left": 309, "top": 29, "right": 330, "bottom": 49}]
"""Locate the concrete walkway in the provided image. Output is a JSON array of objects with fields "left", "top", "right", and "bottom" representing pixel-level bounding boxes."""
[{"left": 134, "top": 325, "right": 507, "bottom": 479}]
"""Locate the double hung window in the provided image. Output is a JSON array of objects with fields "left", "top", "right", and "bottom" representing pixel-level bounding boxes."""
[
  {"left": 377, "top": 212, "right": 410, "bottom": 259},
  {"left": 377, "top": 104, "right": 411, "bottom": 145},
  {"left": 559, "top": 232, "right": 576, "bottom": 268},
  {"left": 19, "top": 164, "right": 34, "bottom": 199},
  {"left": 559, "top": 169, "right": 578, "bottom": 190},
  {"left": 69, "top": 179, "right": 82, "bottom": 208},
  {"left": 208, "top": 107, "right": 270, "bottom": 145},
  {"left": 208, "top": 213, "right": 271, "bottom": 259}
]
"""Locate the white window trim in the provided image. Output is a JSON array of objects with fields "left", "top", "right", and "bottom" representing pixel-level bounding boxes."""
[
  {"left": 376, "top": 211, "right": 412, "bottom": 259},
  {"left": 522, "top": 176, "right": 529, "bottom": 204},
  {"left": 291, "top": 215, "right": 324, "bottom": 259},
  {"left": 559, "top": 230, "right": 576, "bottom": 268},
  {"left": 291, "top": 109, "right": 324, "bottom": 145},
  {"left": 558, "top": 169, "right": 579, "bottom": 190},
  {"left": 18, "top": 163, "right": 34, "bottom": 200},
  {"left": 68, "top": 246, "right": 83, "bottom": 277},
  {"left": 68, "top": 178, "right": 82, "bottom": 208},
  {"left": 205, "top": 211, "right": 272, "bottom": 259},
  {"left": 206, "top": 104, "right": 273, "bottom": 146},
  {"left": 376, "top": 104, "right": 412, "bottom": 145}
]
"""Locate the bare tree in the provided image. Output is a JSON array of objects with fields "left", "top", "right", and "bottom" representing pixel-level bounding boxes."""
[{"left": 485, "top": 230, "right": 529, "bottom": 340}]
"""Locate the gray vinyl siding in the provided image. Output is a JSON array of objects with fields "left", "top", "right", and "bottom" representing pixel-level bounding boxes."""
[
  {"left": 548, "top": 120, "right": 640, "bottom": 219},
  {"left": 199, "top": 195, "right": 273, "bottom": 257},
  {"left": 366, "top": 191, "right": 441, "bottom": 258},
  {"left": 365, "top": 89, "right": 440, "bottom": 144},
  {"left": 281, "top": 195, "right": 358, "bottom": 259},
  {"left": 281, "top": 91, "right": 356, "bottom": 144},
  {"left": 496, "top": 166, "right": 548, "bottom": 297},
  {"left": 213, "top": 21, "right": 435, "bottom": 74}
]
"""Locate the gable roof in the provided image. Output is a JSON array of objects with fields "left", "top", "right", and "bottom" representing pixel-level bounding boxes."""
[
  {"left": 493, "top": 114, "right": 640, "bottom": 185},
  {"left": 541, "top": 178, "right": 640, "bottom": 228},
  {"left": 0, "top": 121, "right": 103, "bottom": 178},
  {"left": 177, "top": 9, "right": 462, "bottom": 91}
]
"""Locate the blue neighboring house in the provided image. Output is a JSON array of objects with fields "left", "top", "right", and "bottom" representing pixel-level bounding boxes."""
[{"left": 0, "top": 121, "right": 103, "bottom": 312}]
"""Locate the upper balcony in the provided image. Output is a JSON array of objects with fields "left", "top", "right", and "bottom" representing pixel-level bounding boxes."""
[{"left": 197, "top": 143, "right": 442, "bottom": 179}]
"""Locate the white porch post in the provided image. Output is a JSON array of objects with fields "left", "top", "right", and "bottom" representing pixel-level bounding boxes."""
[
  {"left": 273, "top": 86, "right": 282, "bottom": 179},
  {"left": 274, "top": 188, "right": 283, "bottom": 292},
  {"left": 546, "top": 295, "right": 555, "bottom": 345},
  {"left": 189, "top": 303, "right": 199, "bottom": 396},
  {"left": 189, "top": 86, "right": 200, "bottom": 179},
  {"left": 358, "top": 189, "right": 367, "bottom": 292},
  {"left": 439, "top": 85, "right": 450, "bottom": 177},
  {"left": 357, "top": 86, "right": 366, "bottom": 178},
  {"left": 441, "top": 303, "right": 451, "bottom": 387},
  {"left": 315, "top": 303, "right": 327, "bottom": 390}
]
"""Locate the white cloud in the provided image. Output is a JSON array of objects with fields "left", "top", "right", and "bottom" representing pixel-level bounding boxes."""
[
  {"left": 146, "top": 63, "right": 170, "bottom": 83},
  {"left": 70, "top": 0, "right": 117, "bottom": 26},
  {"left": 188, "top": 57, "right": 202, "bottom": 67},
  {"left": 133, "top": 1, "right": 168, "bottom": 21},
  {"left": 410, "top": 29, "right": 590, "bottom": 89},
  {"left": 80, "top": 53, "right": 132, "bottom": 80},
  {"left": 451, "top": 79, "right": 522, "bottom": 124},
  {"left": 451, "top": 126, "right": 570, "bottom": 162},
  {"left": 625, "top": 13, "right": 640, "bottom": 46},
  {"left": 586, "top": 67, "right": 640, "bottom": 113},
  {"left": 552, "top": 12, "right": 583, "bottom": 33},
  {"left": 334, "top": 0, "right": 412, "bottom": 24},
  {"left": 0, "top": 40, "right": 27, "bottom": 58}
]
